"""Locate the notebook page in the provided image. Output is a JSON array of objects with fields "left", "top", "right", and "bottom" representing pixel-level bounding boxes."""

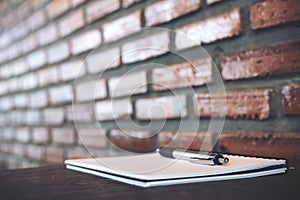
[{"left": 65, "top": 153, "right": 286, "bottom": 181}]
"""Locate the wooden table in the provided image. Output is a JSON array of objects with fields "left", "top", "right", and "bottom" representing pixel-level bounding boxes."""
[{"left": 0, "top": 162, "right": 299, "bottom": 200}]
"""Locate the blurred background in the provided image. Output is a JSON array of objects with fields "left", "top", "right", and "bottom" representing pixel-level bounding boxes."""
[{"left": 0, "top": 0, "right": 299, "bottom": 169}]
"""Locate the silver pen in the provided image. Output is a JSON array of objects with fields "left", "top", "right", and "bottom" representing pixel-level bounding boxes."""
[{"left": 157, "top": 147, "right": 229, "bottom": 165}]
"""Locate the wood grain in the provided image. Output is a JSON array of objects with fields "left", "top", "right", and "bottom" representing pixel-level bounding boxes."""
[{"left": 0, "top": 164, "right": 299, "bottom": 200}]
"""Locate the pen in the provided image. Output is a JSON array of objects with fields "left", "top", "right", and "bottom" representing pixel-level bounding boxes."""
[{"left": 156, "top": 147, "right": 229, "bottom": 165}]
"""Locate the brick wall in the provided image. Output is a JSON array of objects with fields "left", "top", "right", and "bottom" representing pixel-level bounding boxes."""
[{"left": 0, "top": 0, "right": 299, "bottom": 169}]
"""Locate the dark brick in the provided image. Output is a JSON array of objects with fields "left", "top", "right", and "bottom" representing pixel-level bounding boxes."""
[
  {"left": 250, "top": 0, "right": 300, "bottom": 30},
  {"left": 110, "top": 129, "right": 156, "bottom": 153},
  {"left": 194, "top": 89, "right": 272, "bottom": 120},
  {"left": 282, "top": 84, "right": 300, "bottom": 115},
  {"left": 219, "top": 132, "right": 300, "bottom": 161},
  {"left": 221, "top": 40, "right": 300, "bottom": 80}
]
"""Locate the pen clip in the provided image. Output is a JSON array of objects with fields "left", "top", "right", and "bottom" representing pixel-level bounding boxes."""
[
  {"left": 189, "top": 154, "right": 229, "bottom": 166},
  {"left": 189, "top": 157, "right": 216, "bottom": 166}
]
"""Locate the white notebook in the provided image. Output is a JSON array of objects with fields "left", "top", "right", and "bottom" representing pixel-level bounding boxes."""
[{"left": 65, "top": 153, "right": 286, "bottom": 188}]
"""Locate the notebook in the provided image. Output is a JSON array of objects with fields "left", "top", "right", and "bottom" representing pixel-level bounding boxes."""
[{"left": 65, "top": 153, "right": 286, "bottom": 188}]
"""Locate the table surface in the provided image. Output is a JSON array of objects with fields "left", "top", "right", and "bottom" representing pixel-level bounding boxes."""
[{"left": 0, "top": 161, "right": 299, "bottom": 200}]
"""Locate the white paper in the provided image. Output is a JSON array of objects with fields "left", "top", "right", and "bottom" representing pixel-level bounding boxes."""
[{"left": 65, "top": 153, "right": 286, "bottom": 187}]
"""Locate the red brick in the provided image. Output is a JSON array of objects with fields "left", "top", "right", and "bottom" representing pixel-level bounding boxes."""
[
  {"left": 66, "top": 150, "right": 92, "bottom": 159},
  {"left": 158, "top": 131, "right": 213, "bottom": 150},
  {"left": 219, "top": 132, "right": 300, "bottom": 161},
  {"left": 16, "top": 128, "right": 31, "bottom": 143},
  {"left": 14, "top": 93, "right": 29, "bottom": 108},
  {"left": 52, "top": 128, "right": 75, "bottom": 145},
  {"left": 31, "top": 0, "right": 48, "bottom": 9},
  {"left": 46, "top": 147, "right": 64, "bottom": 164},
  {"left": 75, "top": 79, "right": 107, "bottom": 102},
  {"left": 66, "top": 103, "right": 95, "bottom": 123},
  {"left": 206, "top": 0, "right": 224, "bottom": 5},
  {"left": 250, "top": 0, "right": 300, "bottom": 30},
  {"left": 108, "top": 71, "right": 147, "bottom": 98},
  {"left": 103, "top": 10, "right": 141, "bottom": 42},
  {"left": 26, "top": 50, "right": 47, "bottom": 70},
  {"left": 221, "top": 40, "right": 300, "bottom": 80},
  {"left": 44, "top": 108, "right": 65, "bottom": 125},
  {"left": 122, "top": 31, "right": 170, "bottom": 64},
  {"left": 21, "top": 34, "right": 38, "bottom": 54},
  {"left": 152, "top": 58, "right": 213, "bottom": 91},
  {"left": 58, "top": 9, "right": 85, "bottom": 37},
  {"left": 95, "top": 99, "right": 133, "bottom": 121},
  {"left": 38, "top": 66, "right": 59, "bottom": 87},
  {"left": 37, "top": 24, "right": 58, "bottom": 46},
  {"left": 46, "top": 0, "right": 70, "bottom": 19},
  {"left": 135, "top": 95, "right": 187, "bottom": 120},
  {"left": 194, "top": 89, "right": 272, "bottom": 120},
  {"left": 17, "top": 1, "right": 31, "bottom": 20},
  {"left": 77, "top": 128, "right": 107, "bottom": 148},
  {"left": 110, "top": 129, "right": 155, "bottom": 153},
  {"left": 21, "top": 73, "right": 39, "bottom": 91},
  {"left": 123, "top": 0, "right": 142, "bottom": 8},
  {"left": 27, "top": 10, "right": 47, "bottom": 31},
  {"left": 176, "top": 8, "right": 242, "bottom": 49},
  {"left": 71, "top": 0, "right": 87, "bottom": 7},
  {"left": 59, "top": 60, "right": 86, "bottom": 81},
  {"left": 145, "top": 0, "right": 201, "bottom": 26},
  {"left": 282, "top": 84, "right": 300, "bottom": 115},
  {"left": 2, "top": 11, "right": 16, "bottom": 29},
  {"left": 70, "top": 30, "right": 102, "bottom": 55},
  {"left": 47, "top": 42, "right": 70, "bottom": 64},
  {"left": 0, "top": 1, "right": 10, "bottom": 16},
  {"left": 30, "top": 90, "right": 48, "bottom": 109},
  {"left": 86, "top": 47, "right": 121, "bottom": 74},
  {"left": 32, "top": 127, "right": 49, "bottom": 144},
  {"left": 49, "top": 85, "right": 73, "bottom": 105},
  {"left": 85, "top": 0, "right": 120, "bottom": 23},
  {"left": 27, "top": 145, "right": 45, "bottom": 161},
  {"left": 26, "top": 110, "right": 41, "bottom": 125},
  {"left": 1, "top": 13, "right": 16, "bottom": 27}
]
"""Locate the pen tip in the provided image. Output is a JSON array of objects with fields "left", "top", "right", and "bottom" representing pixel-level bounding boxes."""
[{"left": 224, "top": 157, "right": 229, "bottom": 163}]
